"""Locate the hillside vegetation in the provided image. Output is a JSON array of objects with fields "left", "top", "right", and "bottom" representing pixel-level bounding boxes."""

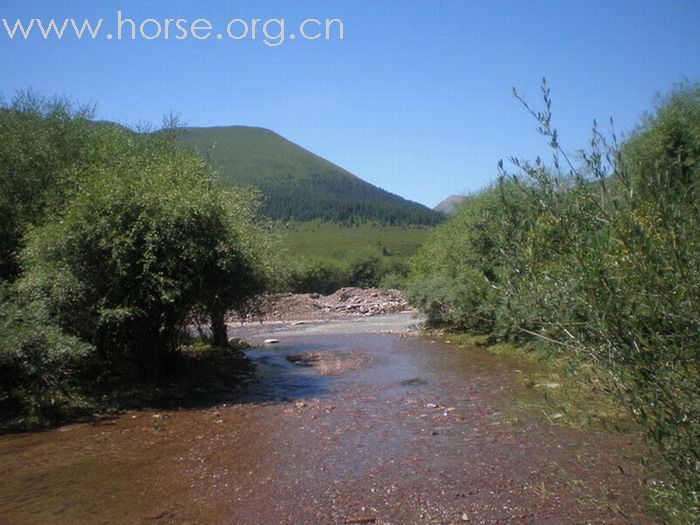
[
  {"left": 278, "top": 221, "right": 432, "bottom": 293},
  {"left": 179, "top": 126, "right": 444, "bottom": 226},
  {"left": 280, "top": 221, "right": 430, "bottom": 260},
  {"left": 407, "top": 82, "right": 700, "bottom": 523}
]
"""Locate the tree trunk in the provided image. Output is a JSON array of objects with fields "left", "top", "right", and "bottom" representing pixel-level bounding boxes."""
[{"left": 210, "top": 305, "right": 228, "bottom": 348}]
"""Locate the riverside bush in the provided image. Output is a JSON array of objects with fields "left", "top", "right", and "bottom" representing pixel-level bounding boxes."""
[
  {"left": 0, "top": 94, "right": 275, "bottom": 418},
  {"left": 0, "top": 284, "right": 93, "bottom": 424},
  {"left": 19, "top": 128, "right": 273, "bottom": 369},
  {"left": 286, "top": 251, "right": 412, "bottom": 294},
  {"left": 0, "top": 92, "right": 100, "bottom": 280},
  {"left": 408, "top": 82, "right": 700, "bottom": 522},
  {"left": 287, "top": 258, "right": 348, "bottom": 294}
]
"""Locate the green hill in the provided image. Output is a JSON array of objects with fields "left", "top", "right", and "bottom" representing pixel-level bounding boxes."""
[{"left": 178, "top": 126, "right": 443, "bottom": 225}]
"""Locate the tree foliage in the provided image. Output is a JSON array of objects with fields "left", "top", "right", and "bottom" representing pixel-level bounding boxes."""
[
  {"left": 0, "top": 91, "right": 99, "bottom": 279},
  {"left": 0, "top": 284, "right": 92, "bottom": 424},
  {"left": 1, "top": 94, "right": 276, "bottom": 422},
  {"left": 18, "top": 127, "right": 273, "bottom": 367},
  {"left": 285, "top": 250, "right": 411, "bottom": 294}
]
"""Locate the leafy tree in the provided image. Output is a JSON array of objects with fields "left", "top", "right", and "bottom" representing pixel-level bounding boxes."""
[
  {"left": 623, "top": 83, "right": 700, "bottom": 201},
  {"left": 19, "top": 126, "right": 273, "bottom": 370},
  {"left": 0, "top": 91, "right": 98, "bottom": 280},
  {"left": 193, "top": 190, "right": 276, "bottom": 347}
]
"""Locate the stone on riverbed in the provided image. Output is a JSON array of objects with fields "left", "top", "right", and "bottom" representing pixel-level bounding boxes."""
[{"left": 227, "top": 337, "right": 251, "bottom": 350}]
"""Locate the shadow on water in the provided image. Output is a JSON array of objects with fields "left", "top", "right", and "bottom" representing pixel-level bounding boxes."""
[
  {"left": 95, "top": 340, "right": 338, "bottom": 413},
  {"left": 0, "top": 342, "right": 338, "bottom": 437},
  {"left": 105, "top": 313, "right": 425, "bottom": 417}
]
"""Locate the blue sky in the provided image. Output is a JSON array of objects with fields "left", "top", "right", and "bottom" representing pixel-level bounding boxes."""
[{"left": 2, "top": 1, "right": 699, "bottom": 208}]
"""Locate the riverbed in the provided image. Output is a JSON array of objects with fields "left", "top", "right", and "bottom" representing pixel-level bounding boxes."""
[{"left": 0, "top": 314, "right": 654, "bottom": 524}]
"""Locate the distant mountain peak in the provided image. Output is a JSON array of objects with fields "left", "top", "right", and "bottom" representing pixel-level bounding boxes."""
[{"left": 434, "top": 195, "right": 465, "bottom": 215}]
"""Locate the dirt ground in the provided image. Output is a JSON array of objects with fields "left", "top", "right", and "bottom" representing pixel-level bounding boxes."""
[{"left": 230, "top": 288, "right": 412, "bottom": 323}]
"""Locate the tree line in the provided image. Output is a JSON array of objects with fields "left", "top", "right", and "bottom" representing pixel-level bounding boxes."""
[{"left": 252, "top": 175, "right": 445, "bottom": 226}]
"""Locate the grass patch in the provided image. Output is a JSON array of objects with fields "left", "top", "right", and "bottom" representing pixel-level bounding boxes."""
[
  {"left": 278, "top": 220, "right": 433, "bottom": 262},
  {"left": 435, "top": 331, "right": 635, "bottom": 433}
]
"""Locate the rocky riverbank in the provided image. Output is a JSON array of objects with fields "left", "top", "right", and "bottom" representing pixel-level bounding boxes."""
[{"left": 231, "top": 287, "right": 412, "bottom": 323}]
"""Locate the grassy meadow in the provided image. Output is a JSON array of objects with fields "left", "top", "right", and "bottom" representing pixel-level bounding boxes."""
[
  {"left": 272, "top": 221, "right": 434, "bottom": 294},
  {"left": 278, "top": 221, "right": 433, "bottom": 261}
]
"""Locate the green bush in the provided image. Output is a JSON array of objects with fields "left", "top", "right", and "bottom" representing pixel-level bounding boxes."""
[
  {"left": 287, "top": 258, "right": 348, "bottom": 294},
  {"left": 378, "top": 272, "right": 406, "bottom": 290},
  {"left": 407, "top": 182, "right": 530, "bottom": 331},
  {"left": 346, "top": 249, "right": 383, "bottom": 288},
  {"left": 19, "top": 129, "right": 272, "bottom": 369},
  {"left": 0, "top": 94, "right": 277, "bottom": 426},
  {"left": 0, "top": 285, "right": 92, "bottom": 423},
  {"left": 378, "top": 257, "right": 411, "bottom": 289},
  {"left": 408, "top": 82, "right": 700, "bottom": 521},
  {"left": 284, "top": 250, "right": 411, "bottom": 294},
  {"left": 0, "top": 92, "right": 101, "bottom": 280}
]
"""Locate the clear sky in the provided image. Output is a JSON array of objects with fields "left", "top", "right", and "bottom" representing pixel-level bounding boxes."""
[{"left": 2, "top": 1, "right": 699, "bottom": 208}]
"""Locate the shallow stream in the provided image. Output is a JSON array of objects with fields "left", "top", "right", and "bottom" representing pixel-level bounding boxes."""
[{"left": 0, "top": 315, "right": 654, "bottom": 524}]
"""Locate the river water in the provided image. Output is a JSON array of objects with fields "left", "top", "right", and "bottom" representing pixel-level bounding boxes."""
[{"left": 0, "top": 314, "right": 655, "bottom": 524}]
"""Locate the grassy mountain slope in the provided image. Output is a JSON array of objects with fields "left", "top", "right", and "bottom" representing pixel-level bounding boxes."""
[{"left": 179, "top": 126, "right": 443, "bottom": 225}]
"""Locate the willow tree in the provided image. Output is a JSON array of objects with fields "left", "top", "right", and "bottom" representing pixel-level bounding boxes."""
[{"left": 19, "top": 125, "right": 274, "bottom": 370}]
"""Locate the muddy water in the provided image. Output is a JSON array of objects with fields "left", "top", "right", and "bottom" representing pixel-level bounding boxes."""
[{"left": 0, "top": 316, "right": 654, "bottom": 524}]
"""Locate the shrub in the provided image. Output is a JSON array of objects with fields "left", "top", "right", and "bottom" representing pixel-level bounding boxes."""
[
  {"left": 284, "top": 250, "right": 410, "bottom": 294},
  {"left": 379, "top": 257, "right": 411, "bottom": 289},
  {"left": 408, "top": 81, "right": 700, "bottom": 521},
  {"left": 347, "top": 249, "right": 383, "bottom": 288},
  {"left": 407, "top": 182, "right": 529, "bottom": 332},
  {"left": 19, "top": 128, "right": 272, "bottom": 371},
  {"left": 0, "top": 285, "right": 92, "bottom": 423},
  {"left": 287, "top": 258, "right": 348, "bottom": 294},
  {"left": 378, "top": 272, "right": 406, "bottom": 290},
  {"left": 0, "top": 92, "right": 99, "bottom": 280}
]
